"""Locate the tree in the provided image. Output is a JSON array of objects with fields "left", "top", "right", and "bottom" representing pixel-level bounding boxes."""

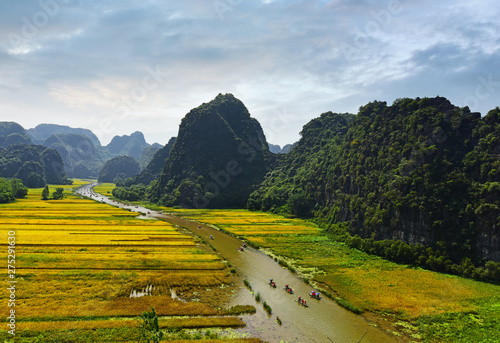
[
  {"left": 52, "top": 187, "right": 64, "bottom": 200},
  {"left": 41, "top": 186, "right": 50, "bottom": 200},
  {"left": 138, "top": 307, "right": 163, "bottom": 343},
  {"left": 0, "top": 178, "right": 14, "bottom": 203},
  {"left": 10, "top": 178, "right": 28, "bottom": 198}
]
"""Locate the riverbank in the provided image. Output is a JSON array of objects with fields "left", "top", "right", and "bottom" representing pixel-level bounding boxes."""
[{"left": 159, "top": 208, "right": 500, "bottom": 343}]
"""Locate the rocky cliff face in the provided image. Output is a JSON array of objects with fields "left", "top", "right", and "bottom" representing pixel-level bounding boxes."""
[{"left": 151, "top": 93, "right": 272, "bottom": 208}]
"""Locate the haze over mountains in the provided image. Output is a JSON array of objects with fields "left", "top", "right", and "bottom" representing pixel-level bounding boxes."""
[
  {"left": 1, "top": 93, "right": 499, "bottom": 281},
  {"left": 9, "top": 124, "right": 162, "bottom": 179}
]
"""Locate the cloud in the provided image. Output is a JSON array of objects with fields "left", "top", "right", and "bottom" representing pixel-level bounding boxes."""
[{"left": 0, "top": 0, "right": 498, "bottom": 146}]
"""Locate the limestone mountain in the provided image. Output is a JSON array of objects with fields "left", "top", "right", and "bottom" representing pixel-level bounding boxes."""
[
  {"left": 43, "top": 133, "right": 107, "bottom": 179},
  {"left": 0, "top": 122, "right": 33, "bottom": 147},
  {"left": 28, "top": 124, "right": 101, "bottom": 147},
  {"left": 249, "top": 97, "right": 500, "bottom": 270},
  {"left": 98, "top": 155, "right": 141, "bottom": 183},
  {"left": 133, "top": 137, "right": 176, "bottom": 185},
  {"left": 106, "top": 131, "right": 151, "bottom": 159},
  {"left": 150, "top": 93, "right": 272, "bottom": 208},
  {"left": 137, "top": 145, "right": 161, "bottom": 171},
  {"left": 268, "top": 142, "right": 298, "bottom": 154},
  {"left": 0, "top": 143, "right": 69, "bottom": 187}
]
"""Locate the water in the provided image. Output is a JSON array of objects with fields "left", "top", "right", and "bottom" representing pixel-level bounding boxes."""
[{"left": 75, "top": 184, "right": 397, "bottom": 343}]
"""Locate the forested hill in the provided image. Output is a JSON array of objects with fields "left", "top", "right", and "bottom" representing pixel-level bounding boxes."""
[
  {"left": 249, "top": 97, "right": 500, "bottom": 265},
  {"left": 0, "top": 143, "right": 70, "bottom": 187},
  {"left": 150, "top": 93, "right": 273, "bottom": 208},
  {"left": 0, "top": 122, "right": 33, "bottom": 147},
  {"left": 132, "top": 137, "right": 176, "bottom": 186}
]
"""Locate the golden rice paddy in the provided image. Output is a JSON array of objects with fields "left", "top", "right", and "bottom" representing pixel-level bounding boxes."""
[{"left": 0, "top": 182, "right": 259, "bottom": 342}]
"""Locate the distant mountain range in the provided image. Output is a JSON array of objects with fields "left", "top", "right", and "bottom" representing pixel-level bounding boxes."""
[{"left": 24, "top": 124, "right": 162, "bottom": 178}]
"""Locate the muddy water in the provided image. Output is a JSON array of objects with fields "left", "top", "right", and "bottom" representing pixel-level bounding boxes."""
[{"left": 76, "top": 185, "right": 396, "bottom": 343}]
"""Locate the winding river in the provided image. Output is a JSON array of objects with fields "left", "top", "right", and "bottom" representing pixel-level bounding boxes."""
[{"left": 75, "top": 184, "right": 397, "bottom": 343}]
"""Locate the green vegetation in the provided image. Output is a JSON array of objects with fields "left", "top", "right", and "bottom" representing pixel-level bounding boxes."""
[
  {"left": 249, "top": 98, "right": 500, "bottom": 281},
  {"left": 0, "top": 121, "right": 32, "bottom": 147},
  {"left": 169, "top": 208, "right": 500, "bottom": 342},
  {"left": 98, "top": 155, "right": 141, "bottom": 183},
  {"left": 132, "top": 137, "right": 176, "bottom": 185},
  {"left": 0, "top": 143, "right": 71, "bottom": 187},
  {"left": 137, "top": 145, "right": 161, "bottom": 170},
  {"left": 28, "top": 123, "right": 101, "bottom": 147},
  {"left": 52, "top": 187, "right": 65, "bottom": 200},
  {"left": 42, "top": 185, "right": 50, "bottom": 200},
  {"left": 43, "top": 132, "right": 106, "bottom": 179},
  {"left": 148, "top": 93, "right": 273, "bottom": 208},
  {"left": 106, "top": 131, "right": 150, "bottom": 159},
  {"left": 0, "top": 177, "right": 28, "bottom": 203},
  {"left": 138, "top": 307, "right": 163, "bottom": 343},
  {"left": 262, "top": 301, "right": 272, "bottom": 315}
]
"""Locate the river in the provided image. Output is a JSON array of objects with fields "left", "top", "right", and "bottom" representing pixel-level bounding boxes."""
[{"left": 75, "top": 184, "right": 397, "bottom": 343}]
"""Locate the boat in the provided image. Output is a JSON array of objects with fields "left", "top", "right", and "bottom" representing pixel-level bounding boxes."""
[
  {"left": 309, "top": 291, "right": 321, "bottom": 300},
  {"left": 297, "top": 299, "right": 309, "bottom": 307}
]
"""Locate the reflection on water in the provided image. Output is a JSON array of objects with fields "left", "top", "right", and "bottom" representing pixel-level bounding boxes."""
[{"left": 130, "top": 285, "right": 154, "bottom": 298}]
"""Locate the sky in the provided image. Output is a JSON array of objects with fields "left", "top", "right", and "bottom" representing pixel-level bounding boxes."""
[{"left": 0, "top": 0, "right": 499, "bottom": 147}]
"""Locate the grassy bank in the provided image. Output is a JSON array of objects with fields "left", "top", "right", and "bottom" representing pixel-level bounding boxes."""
[{"left": 162, "top": 208, "right": 500, "bottom": 343}]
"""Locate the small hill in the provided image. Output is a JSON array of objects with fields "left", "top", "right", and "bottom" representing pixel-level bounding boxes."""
[
  {"left": 28, "top": 124, "right": 101, "bottom": 147},
  {"left": 0, "top": 122, "right": 33, "bottom": 147},
  {"left": 0, "top": 143, "right": 69, "bottom": 187},
  {"left": 98, "top": 155, "right": 141, "bottom": 183},
  {"left": 150, "top": 93, "right": 272, "bottom": 208}
]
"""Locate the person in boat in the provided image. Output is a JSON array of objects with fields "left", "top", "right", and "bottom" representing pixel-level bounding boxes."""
[
  {"left": 285, "top": 284, "right": 289, "bottom": 289},
  {"left": 298, "top": 296, "right": 301, "bottom": 302},
  {"left": 209, "top": 235, "right": 213, "bottom": 240}
]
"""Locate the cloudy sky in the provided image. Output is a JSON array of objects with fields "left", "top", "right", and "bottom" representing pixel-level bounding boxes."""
[{"left": 0, "top": 0, "right": 499, "bottom": 147}]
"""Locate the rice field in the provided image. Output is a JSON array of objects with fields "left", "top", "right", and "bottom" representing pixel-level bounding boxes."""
[
  {"left": 165, "top": 208, "right": 500, "bottom": 342},
  {"left": 0, "top": 182, "right": 260, "bottom": 342}
]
